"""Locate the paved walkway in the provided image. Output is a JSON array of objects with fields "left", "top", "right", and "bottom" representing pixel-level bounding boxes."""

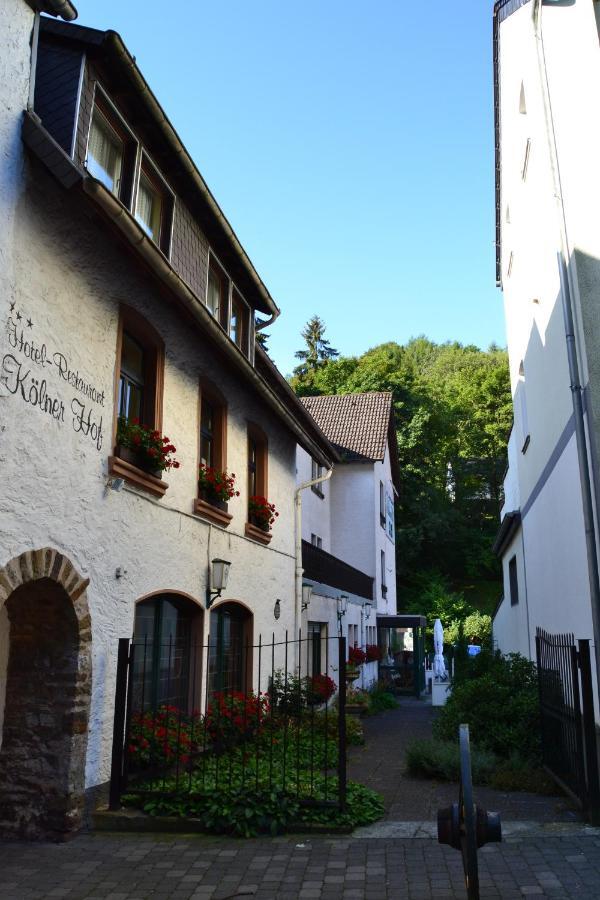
[
  {"left": 2, "top": 830, "right": 600, "bottom": 899},
  {"left": 347, "top": 698, "right": 581, "bottom": 824},
  {"left": 1, "top": 697, "right": 598, "bottom": 899}
]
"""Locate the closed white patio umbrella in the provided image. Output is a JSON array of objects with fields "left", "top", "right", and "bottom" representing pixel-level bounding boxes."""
[{"left": 433, "top": 618, "right": 448, "bottom": 680}]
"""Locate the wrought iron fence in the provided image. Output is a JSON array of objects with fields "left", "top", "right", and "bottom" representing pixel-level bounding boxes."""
[
  {"left": 535, "top": 628, "right": 600, "bottom": 825},
  {"left": 109, "top": 632, "right": 347, "bottom": 814}
]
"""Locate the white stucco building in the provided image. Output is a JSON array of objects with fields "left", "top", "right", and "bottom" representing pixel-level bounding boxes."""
[
  {"left": 296, "top": 392, "right": 400, "bottom": 691},
  {"left": 492, "top": 0, "right": 600, "bottom": 702},
  {"left": 0, "top": 2, "right": 335, "bottom": 838}
]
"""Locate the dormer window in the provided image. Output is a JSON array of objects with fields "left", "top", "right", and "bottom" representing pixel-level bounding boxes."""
[
  {"left": 206, "top": 256, "right": 230, "bottom": 330},
  {"left": 134, "top": 155, "right": 174, "bottom": 255},
  {"left": 136, "top": 170, "right": 162, "bottom": 242},
  {"left": 230, "top": 289, "right": 248, "bottom": 351},
  {"left": 87, "top": 105, "right": 124, "bottom": 196}
]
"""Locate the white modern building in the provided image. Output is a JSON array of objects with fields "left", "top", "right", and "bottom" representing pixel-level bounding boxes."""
[
  {"left": 296, "top": 392, "right": 400, "bottom": 690},
  {"left": 0, "top": 2, "right": 335, "bottom": 838},
  {"left": 492, "top": 0, "right": 600, "bottom": 701}
]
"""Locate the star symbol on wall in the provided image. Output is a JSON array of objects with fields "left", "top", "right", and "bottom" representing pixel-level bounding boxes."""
[
  {"left": 26, "top": 318, "right": 33, "bottom": 328},
  {"left": 16, "top": 311, "right": 22, "bottom": 321},
  {"left": 9, "top": 302, "right": 15, "bottom": 312}
]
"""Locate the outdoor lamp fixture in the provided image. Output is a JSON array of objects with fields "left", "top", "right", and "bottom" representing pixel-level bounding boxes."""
[
  {"left": 274, "top": 598, "right": 282, "bottom": 620},
  {"left": 337, "top": 594, "right": 348, "bottom": 623},
  {"left": 206, "top": 558, "right": 231, "bottom": 609},
  {"left": 364, "top": 601, "right": 372, "bottom": 621},
  {"left": 301, "top": 583, "right": 313, "bottom": 611}
]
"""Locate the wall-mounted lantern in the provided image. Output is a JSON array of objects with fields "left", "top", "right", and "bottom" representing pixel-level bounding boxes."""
[
  {"left": 302, "top": 583, "right": 313, "bottom": 611},
  {"left": 337, "top": 594, "right": 348, "bottom": 632},
  {"left": 364, "top": 600, "right": 373, "bottom": 621},
  {"left": 206, "top": 558, "right": 231, "bottom": 609}
]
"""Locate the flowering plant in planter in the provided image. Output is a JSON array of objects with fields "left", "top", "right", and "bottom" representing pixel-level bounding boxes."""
[
  {"left": 306, "top": 674, "right": 337, "bottom": 704},
  {"left": 205, "top": 691, "right": 270, "bottom": 749},
  {"left": 198, "top": 464, "right": 240, "bottom": 504},
  {"left": 348, "top": 645, "right": 367, "bottom": 666},
  {"left": 249, "top": 495, "right": 279, "bottom": 531},
  {"left": 128, "top": 705, "right": 200, "bottom": 768},
  {"left": 365, "top": 644, "right": 382, "bottom": 663},
  {"left": 116, "top": 417, "right": 180, "bottom": 473}
]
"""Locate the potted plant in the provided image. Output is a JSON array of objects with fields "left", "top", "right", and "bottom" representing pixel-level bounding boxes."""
[
  {"left": 346, "top": 645, "right": 367, "bottom": 683},
  {"left": 306, "top": 673, "right": 336, "bottom": 705},
  {"left": 345, "top": 687, "right": 369, "bottom": 717},
  {"left": 115, "top": 417, "right": 180, "bottom": 477},
  {"left": 365, "top": 644, "right": 382, "bottom": 663},
  {"left": 248, "top": 495, "right": 279, "bottom": 532},
  {"left": 198, "top": 464, "right": 239, "bottom": 511}
]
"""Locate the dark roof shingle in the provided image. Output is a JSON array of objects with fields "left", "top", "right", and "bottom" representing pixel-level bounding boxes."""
[{"left": 300, "top": 392, "right": 393, "bottom": 463}]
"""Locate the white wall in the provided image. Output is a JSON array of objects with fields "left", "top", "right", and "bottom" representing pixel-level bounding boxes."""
[
  {"left": 496, "top": 2, "right": 598, "bottom": 680},
  {"left": 0, "top": 145, "right": 300, "bottom": 792},
  {"left": 296, "top": 446, "right": 332, "bottom": 551},
  {"left": 493, "top": 531, "right": 530, "bottom": 659}
]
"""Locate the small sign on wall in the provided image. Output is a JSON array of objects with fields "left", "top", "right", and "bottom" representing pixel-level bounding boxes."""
[{"left": 386, "top": 493, "right": 395, "bottom": 541}]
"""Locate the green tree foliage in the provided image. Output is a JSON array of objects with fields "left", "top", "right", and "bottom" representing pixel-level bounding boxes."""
[
  {"left": 293, "top": 315, "right": 339, "bottom": 380},
  {"left": 290, "top": 336, "right": 512, "bottom": 610}
]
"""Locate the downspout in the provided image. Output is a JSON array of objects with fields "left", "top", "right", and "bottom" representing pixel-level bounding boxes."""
[
  {"left": 533, "top": 0, "right": 600, "bottom": 693},
  {"left": 28, "top": 12, "right": 41, "bottom": 111},
  {"left": 294, "top": 467, "right": 333, "bottom": 668}
]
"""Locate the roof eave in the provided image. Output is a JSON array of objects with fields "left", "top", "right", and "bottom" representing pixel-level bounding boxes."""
[
  {"left": 38, "top": 18, "right": 279, "bottom": 319},
  {"left": 28, "top": 0, "right": 77, "bottom": 20}
]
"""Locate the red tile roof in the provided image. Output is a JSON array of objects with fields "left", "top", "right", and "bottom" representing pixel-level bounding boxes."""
[{"left": 300, "top": 392, "right": 394, "bottom": 463}]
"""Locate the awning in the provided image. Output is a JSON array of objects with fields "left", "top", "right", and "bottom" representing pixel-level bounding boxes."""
[{"left": 376, "top": 615, "right": 427, "bottom": 628}]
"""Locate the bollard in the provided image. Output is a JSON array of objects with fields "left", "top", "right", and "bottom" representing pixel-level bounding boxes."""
[{"left": 437, "top": 724, "right": 502, "bottom": 900}]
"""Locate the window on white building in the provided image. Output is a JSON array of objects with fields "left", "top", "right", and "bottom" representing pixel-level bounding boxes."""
[
  {"left": 381, "top": 550, "right": 387, "bottom": 598},
  {"left": 311, "top": 533, "right": 323, "bottom": 549},
  {"left": 509, "top": 555, "right": 519, "bottom": 606}
]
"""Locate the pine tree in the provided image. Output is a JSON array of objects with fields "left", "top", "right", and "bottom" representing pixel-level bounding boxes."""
[{"left": 293, "top": 315, "right": 339, "bottom": 378}]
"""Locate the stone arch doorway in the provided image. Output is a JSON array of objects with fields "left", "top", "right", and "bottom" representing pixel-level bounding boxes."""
[{"left": 0, "top": 549, "right": 91, "bottom": 840}]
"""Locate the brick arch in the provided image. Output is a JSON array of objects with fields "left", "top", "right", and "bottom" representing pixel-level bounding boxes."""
[{"left": 0, "top": 549, "right": 92, "bottom": 840}]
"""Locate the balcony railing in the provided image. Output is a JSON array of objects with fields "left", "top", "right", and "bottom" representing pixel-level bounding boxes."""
[{"left": 302, "top": 540, "right": 374, "bottom": 601}]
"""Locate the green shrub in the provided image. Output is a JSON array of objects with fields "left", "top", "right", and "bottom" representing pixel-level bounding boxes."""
[
  {"left": 312, "top": 708, "right": 365, "bottom": 745},
  {"left": 490, "top": 754, "right": 557, "bottom": 794},
  {"left": 433, "top": 652, "right": 541, "bottom": 762},
  {"left": 405, "top": 738, "right": 497, "bottom": 784},
  {"left": 367, "top": 686, "right": 399, "bottom": 715}
]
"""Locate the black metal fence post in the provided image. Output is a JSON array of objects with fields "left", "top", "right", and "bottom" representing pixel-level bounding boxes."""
[
  {"left": 578, "top": 639, "right": 600, "bottom": 826},
  {"left": 109, "top": 637, "right": 131, "bottom": 810},
  {"left": 338, "top": 636, "right": 347, "bottom": 812}
]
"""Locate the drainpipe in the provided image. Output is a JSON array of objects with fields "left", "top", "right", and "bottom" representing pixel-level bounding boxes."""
[
  {"left": 294, "top": 467, "right": 333, "bottom": 668},
  {"left": 533, "top": 0, "right": 600, "bottom": 693}
]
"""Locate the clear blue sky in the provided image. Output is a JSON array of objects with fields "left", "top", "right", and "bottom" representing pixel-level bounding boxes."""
[{"left": 75, "top": 0, "right": 505, "bottom": 376}]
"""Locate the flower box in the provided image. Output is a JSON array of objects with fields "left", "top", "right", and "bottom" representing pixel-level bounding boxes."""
[
  {"left": 115, "top": 444, "right": 162, "bottom": 479},
  {"left": 244, "top": 521, "right": 272, "bottom": 545},
  {"left": 193, "top": 495, "right": 233, "bottom": 528}
]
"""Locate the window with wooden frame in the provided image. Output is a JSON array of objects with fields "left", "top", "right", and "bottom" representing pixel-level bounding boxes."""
[
  {"left": 134, "top": 153, "right": 174, "bottom": 256},
  {"left": 206, "top": 255, "right": 230, "bottom": 329},
  {"left": 109, "top": 306, "right": 166, "bottom": 497},
  {"left": 230, "top": 288, "right": 248, "bottom": 355},
  {"left": 85, "top": 88, "right": 137, "bottom": 206},
  {"left": 245, "top": 424, "right": 270, "bottom": 544},
  {"left": 194, "top": 380, "right": 231, "bottom": 527}
]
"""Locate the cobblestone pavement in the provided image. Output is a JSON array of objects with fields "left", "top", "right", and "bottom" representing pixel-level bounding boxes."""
[{"left": 1, "top": 829, "right": 600, "bottom": 900}]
